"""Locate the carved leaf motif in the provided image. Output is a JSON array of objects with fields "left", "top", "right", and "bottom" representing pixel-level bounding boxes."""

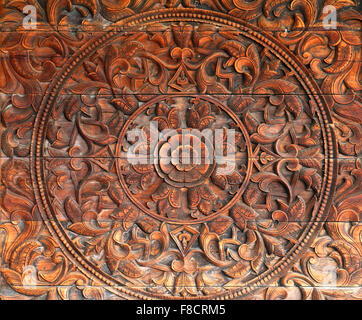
[
  {"left": 105, "top": 257, "right": 119, "bottom": 275},
  {"left": 0, "top": 268, "right": 49, "bottom": 296},
  {"left": 64, "top": 197, "right": 82, "bottom": 223},
  {"left": 211, "top": 173, "right": 228, "bottom": 190},
  {"left": 108, "top": 184, "right": 124, "bottom": 206},
  {"left": 64, "top": 96, "right": 80, "bottom": 121},
  {"left": 171, "top": 24, "right": 193, "bottom": 48},
  {"left": 153, "top": 116, "right": 169, "bottom": 131},
  {"left": 119, "top": 261, "right": 143, "bottom": 278},
  {"left": 137, "top": 216, "right": 160, "bottom": 234},
  {"left": 265, "top": 287, "right": 288, "bottom": 300},
  {"left": 207, "top": 83, "right": 230, "bottom": 99},
  {"left": 111, "top": 90, "right": 139, "bottom": 115},
  {"left": 263, "top": 0, "right": 290, "bottom": 17},
  {"left": 232, "top": 204, "right": 257, "bottom": 230},
  {"left": 220, "top": 40, "right": 244, "bottom": 57},
  {"left": 57, "top": 272, "right": 88, "bottom": 300},
  {"left": 285, "top": 95, "right": 303, "bottom": 118},
  {"left": 167, "top": 108, "right": 180, "bottom": 129},
  {"left": 350, "top": 269, "right": 362, "bottom": 286},
  {"left": 174, "top": 273, "right": 198, "bottom": 296},
  {"left": 126, "top": 173, "right": 140, "bottom": 185},
  {"left": 243, "top": 184, "right": 260, "bottom": 206},
  {"left": 83, "top": 61, "right": 104, "bottom": 82},
  {"left": 329, "top": 241, "right": 360, "bottom": 273},
  {"left": 199, "top": 200, "right": 212, "bottom": 215},
  {"left": 99, "top": 0, "right": 133, "bottom": 21},
  {"left": 113, "top": 205, "right": 139, "bottom": 230},
  {"left": 209, "top": 216, "right": 233, "bottom": 234},
  {"left": 141, "top": 173, "right": 155, "bottom": 190},
  {"left": 133, "top": 164, "right": 154, "bottom": 174},
  {"left": 244, "top": 110, "right": 259, "bottom": 133},
  {"left": 262, "top": 234, "right": 286, "bottom": 257},
  {"left": 82, "top": 287, "right": 104, "bottom": 300},
  {"left": 156, "top": 102, "right": 169, "bottom": 116},
  {"left": 299, "top": 158, "right": 321, "bottom": 170},
  {"left": 37, "top": 260, "right": 63, "bottom": 283},
  {"left": 186, "top": 109, "right": 200, "bottom": 128},
  {"left": 199, "top": 115, "right": 216, "bottom": 130},
  {"left": 187, "top": 188, "right": 201, "bottom": 209},
  {"left": 255, "top": 79, "right": 298, "bottom": 94},
  {"left": 199, "top": 185, "right": 217, "bottom": 201},
  {"left": 238, "top": 230, "right": 265, "bottom": 265},
  {"left": 68, "top": 222, "right": 109, "bottom": 237},
  {"left": 158, "top": 199, "right": 169, "bottom": 216},
  {"left": 300, "top": 168, "right": 321, "bottom": 191},
  {"left": 9, "top": 240, "right": 41, "bottom": 274},
  {"left": 323, "top": 0, "right": 356, "bottom": 10},
  {"left": 224, "top": 261, "right": 250, "bottom": 278},
  {"left": 289, "top": 196, "right": 306, "bottom": 220},
  {"left": 86, "top": 237, "right": 105, "bottom": 255},
  {"left": 226, "top": 171, "right": 243, "bottom": 185},
  {"left": 196, "top": 100, "right": 211, "bottom": 117},
  {"left": 251, "top": 250, "right": 264, "bottom": 273},
  {"left": 169, "top": 189, "right": 181, "bottom": 208},
  {"left": 2, "top": 189, "right": 33, "bottom": 215},
  {"left": 262, "top": 59, "right": 280, "bottom": 80},
  {"left": 229, "top": 95, "right": 254, "bottom": 113},
  {"left": 334, "top": 101, "right": 362, "bottom": 124},
  {"left": 341, "top": 29, "right": 362, "bottom": 46}
]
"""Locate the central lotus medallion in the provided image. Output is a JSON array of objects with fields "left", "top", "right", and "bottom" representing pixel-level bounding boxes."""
[{"left": 116, "top": 95, "right": 251, "bottom": 222}]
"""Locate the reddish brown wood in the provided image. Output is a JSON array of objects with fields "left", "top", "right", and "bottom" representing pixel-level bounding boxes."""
[{"left": 0, "top": 0, "right": 361, "bottom": 300}]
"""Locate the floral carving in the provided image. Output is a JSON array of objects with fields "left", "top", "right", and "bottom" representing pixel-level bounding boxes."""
[{"left": 0, "top": 0, "right": 360, "bottom": 300}]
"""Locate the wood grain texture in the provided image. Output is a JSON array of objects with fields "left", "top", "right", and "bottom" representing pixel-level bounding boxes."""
[{"left": 0, "top": 0, "right": 361, "bottom": 300}]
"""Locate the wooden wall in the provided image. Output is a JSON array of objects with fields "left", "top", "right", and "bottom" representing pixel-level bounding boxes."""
[{"left": 0, "top": 0, "right": 360, "bottom": 300}]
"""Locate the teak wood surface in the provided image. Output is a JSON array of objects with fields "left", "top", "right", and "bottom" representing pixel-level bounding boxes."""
[{"left": 0, "top": 0, "right": 361, "bottom": 300}]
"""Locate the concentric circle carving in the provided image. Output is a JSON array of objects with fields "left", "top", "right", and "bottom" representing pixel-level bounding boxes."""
[
  {"left": 115, "top": 94, "right": 252, "bottom": 224},
  {"left": 30, "top": 9, "right": 337, "bottom": 300}
]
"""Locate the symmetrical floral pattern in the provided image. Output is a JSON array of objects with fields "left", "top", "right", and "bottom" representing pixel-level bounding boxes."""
[
  {"left": 116, "top": 95, "right": 249, "bottom": 222},
  {"left": 0, "top": 0, "right": 360, "bottom": 300}
]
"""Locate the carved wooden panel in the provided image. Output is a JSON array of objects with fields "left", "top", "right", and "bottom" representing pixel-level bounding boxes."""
[{"left": 0, "top": 0, "right": 361, "bottom": 300}]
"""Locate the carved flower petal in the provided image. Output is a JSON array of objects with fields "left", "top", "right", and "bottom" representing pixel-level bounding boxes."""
[{"left": 168, "top": 168, "right": 185, "bottom": 183}]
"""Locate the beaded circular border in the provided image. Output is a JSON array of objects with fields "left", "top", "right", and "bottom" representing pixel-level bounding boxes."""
[{"left": 30, "top": 8, "right": 337, "bottom": 300}]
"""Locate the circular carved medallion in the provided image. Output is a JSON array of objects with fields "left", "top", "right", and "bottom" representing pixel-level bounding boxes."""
[
  {"left": 116, "top": 94, "right": 251, "bottom": 224},
  {"left": 31, "top": 9, "right": 336, "bottom": 299}
]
